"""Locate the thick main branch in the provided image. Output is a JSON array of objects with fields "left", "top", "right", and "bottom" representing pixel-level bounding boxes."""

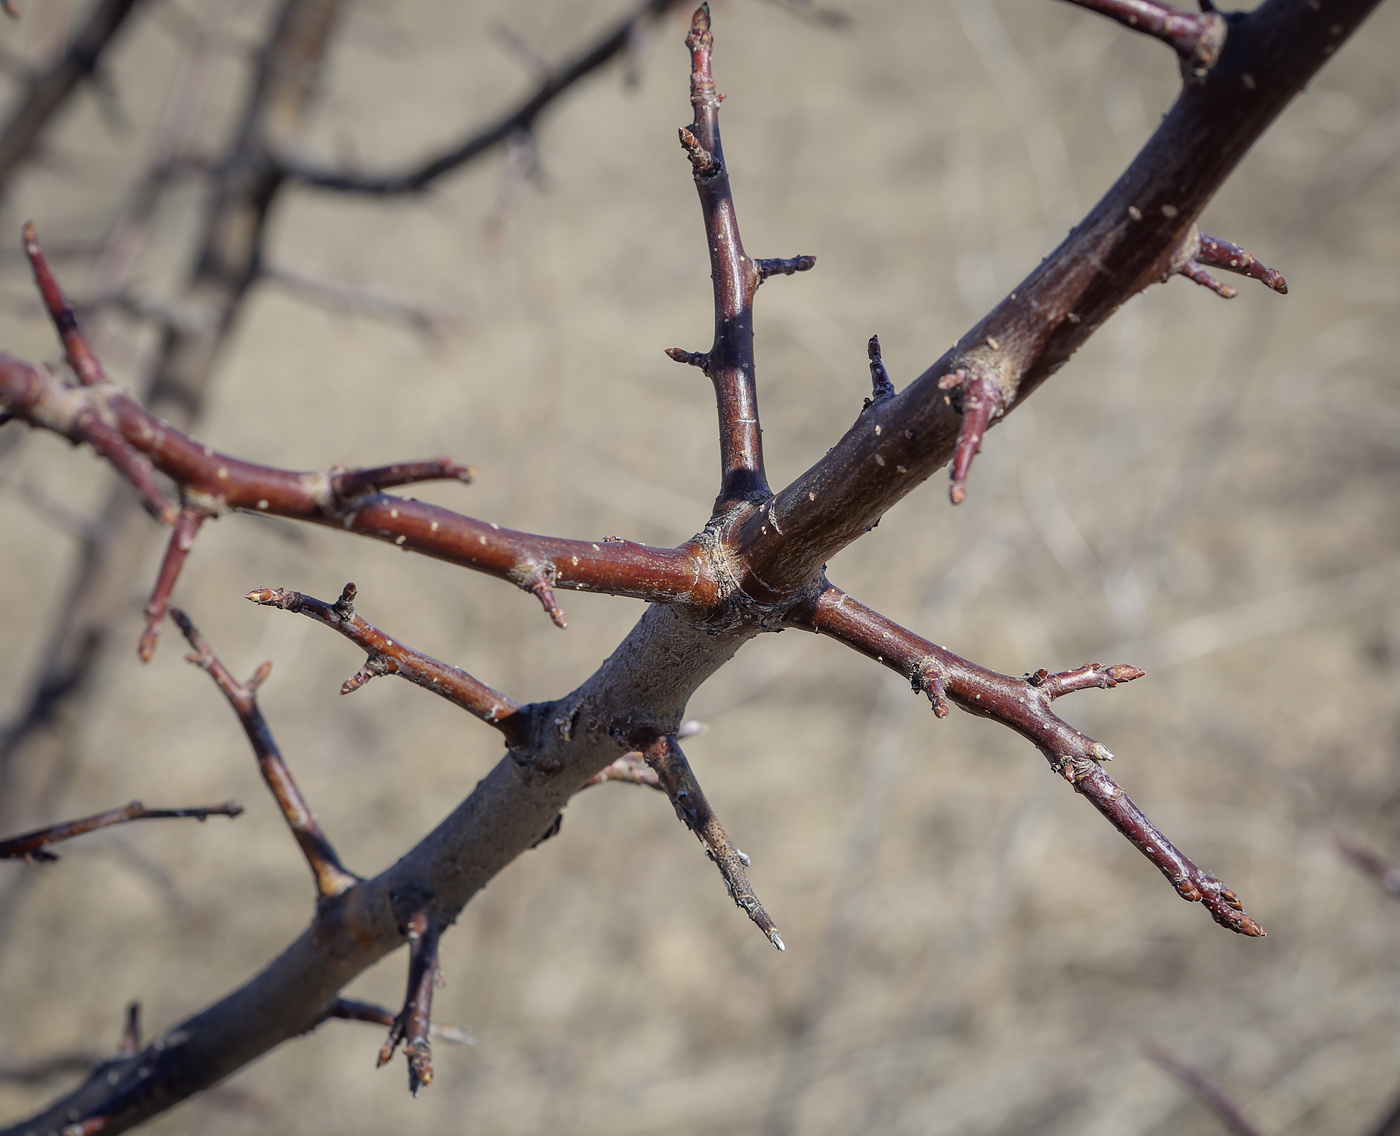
[{"left": 733, "top": 0, "right": 1380, "bottom": 597}]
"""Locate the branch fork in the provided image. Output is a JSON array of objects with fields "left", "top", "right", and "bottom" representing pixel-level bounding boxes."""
[{"left": 797, "top": 585, "right": 1263, "bottom": 936}]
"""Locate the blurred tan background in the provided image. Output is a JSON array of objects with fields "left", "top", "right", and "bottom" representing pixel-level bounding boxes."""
[{"left": 2, "top": 0, "right": 1400, "bottom": 1132}]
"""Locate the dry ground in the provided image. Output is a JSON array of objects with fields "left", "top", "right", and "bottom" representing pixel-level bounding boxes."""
[{"left": 2, "top": 0, "right": 1400, "bottom": 1133}]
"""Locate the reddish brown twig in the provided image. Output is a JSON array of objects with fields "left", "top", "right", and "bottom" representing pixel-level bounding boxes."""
[
  {"left": 1178, "top": 259, "right": 1240, "bottom": 298},
  {"left": 327, "top": 459, "right": 475, "bottom": 505},
  {"left": 376, "top": 910, "right": 441, "bottom": 1096},
  {"left": 754, "top": 255, "right": 815, "bottom": 280},
  {"left": 1335, "top": 836, "right": 1400, "bottom": 897},
  {"left": 527, "top": 573, "right": 568, "bottom": 629},
  {"left": 863, "top": 334, "right": 896, "bottom": 411},
  {"left": 25, "top": 222, "right": 111, "bottom": 388},
  {"left": 246, "top": 584, "right": 530, "bottom": 748},
  {"left": 793, "top": 584, "right": 1262, "bottom": 936},
  {"left": 21, "top": 225, "right": 180, "bottom": 526},
  {"left": 1141, "top": 1038, "right": 1270, "bottom": 1136},
  {"left": 171, "top": 609, "right": 358, "bottom": 899},
  {"left": 1195, "top": 231, "right": 1288, "bottom": 294},
  {"left": 1058, "top": 0, "right": 1227, "bottom": 80},
  {"left": 682, "top": 3, "right": 772, "bottom": 508},
  {"left": 327, "top": 998, "right": 474, "bottom": 1045},
  {"left": 0, "top": 348, "right": 705, "bottom": 607},
  {"left": 665, "top": 346, "right": 710, "bottom": 371},
  {"left": 137, "top": 505, "right": 207, "bottom": 662},
  {"left": 1026, "top": 662, "right": 1148, "bottom": 697},
  {"left": 939, "top": 365, "right": 1004, "bottom": 505},
  {"left": 9, "top": 0, "right": 1384, "bottom": 1126},
  {"left": 0, "top": 800, "right": 242, "bottom": 862},
  {"left": 640, "top": 733, "right": 784, "bottom": 950}
]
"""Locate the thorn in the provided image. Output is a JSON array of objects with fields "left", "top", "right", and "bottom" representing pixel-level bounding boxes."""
[
  {"left": 944, "top": 368, "right": 1004, "bottom": 505},
  {"left": 342, "top": 656, "right": 390, "bottom": 694},
  {"left": 916, "top": 668, "right": 950, "bottom": 717},
  {"left": 528, "top": 576, "right": 567, "bottom": 629},
  {"left": 863, "top": 334, "right": 896, "bottom": 410},
  {"left": 118, "top": 1002, "right": 141, "bottom": 1056},
  {"left": 1195, "top": 231, "right": 1287, "bottom": 294}
]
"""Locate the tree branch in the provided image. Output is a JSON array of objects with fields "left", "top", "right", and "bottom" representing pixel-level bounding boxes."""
[
  {"left": 1335, "top": 835, "right": 1400, "bottom": 897},
  {"left": 673, "top": 4, "right": 814, "bottom": 509},
  {"left": 639, "top": 732, "right": 783, "bottom": 949},
  {"left": 0, "top": 328, "right": 706, "bottom": 612},
  {"left": 327, "top": 998, "right": 473, "bottom": 1046},
  {"left": 0, "top": 800, "right": 241, "bottom": 862},
  {"left": 246, "top": 583, "right": 531, "bottom": 749},
  {"left": 1057, "top": 0, "right": 1227, "bottom": 80},
  {"left": 284, "top": 0, "right": 686, "bottom": 194},
  {"left": 374, "top": 909, "right": 440, "bottom": 1096},
  {"left": 171, "top": 609, "right": 358, "bottom": 899},
  {"left": 735, "top": 0, "right": 1380, "bottom": 596},
  {"left": 789, "top": 582, "right": 1263, "bottom": 936},
  {"left": 1140, "top": 1038, "right": 1270, "bottom": 1136},
  {"left": 0, "top": 0, "right": 147, "bottom": 195}
]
